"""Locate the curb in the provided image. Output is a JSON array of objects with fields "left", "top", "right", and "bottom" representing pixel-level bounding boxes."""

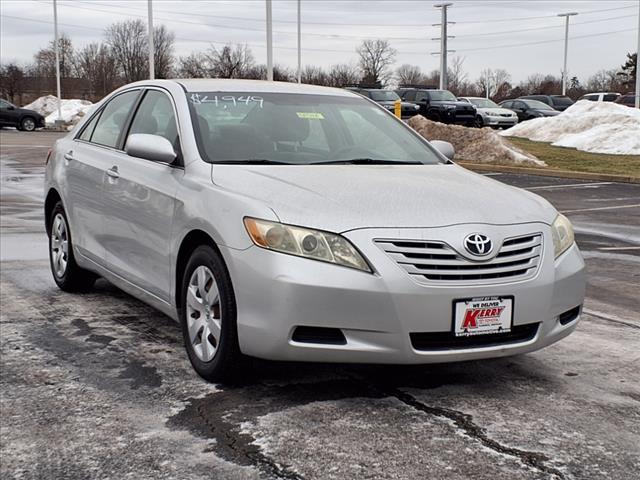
[{"left": 458, "top": 162, "right": 640, "bottom": 185}]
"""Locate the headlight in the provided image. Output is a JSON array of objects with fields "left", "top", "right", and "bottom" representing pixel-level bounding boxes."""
[
  {"left": 244, "top": 218, "right": 372, "bottom": 272},
  {"left": 414, "top": 105, "right": 420, "bottom": 110},
  {"left": 551, "top": 214, "right": 575, "bottom": 258}
]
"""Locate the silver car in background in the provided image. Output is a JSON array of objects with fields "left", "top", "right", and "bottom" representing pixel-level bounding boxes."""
[
  {"left": 45, "top": 80, "right": 585, "bottom": 382},
  {"left": 459, "top": 96, "right": 519, "bottom": 128}
]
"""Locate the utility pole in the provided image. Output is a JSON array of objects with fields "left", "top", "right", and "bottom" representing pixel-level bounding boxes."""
[
  {"left": 635, "top": 0, "right": 639, "bottom": 108},
  {"left": 434, "top": 3, "right": 453, "bottom": 90},
  {"left": 486, "top": 70, "right": 491, "bottom": 99},
  {"left": 558, "top": 12, "right": 578, "bottom": 96},
  {"left": 53, "top": 0, "right": 62, "bottom": 121},
  {"left": 266, "top": 0, "right": 273, "bottom": 81},
  {"left": 297, "top": 0, "right": 301, "bottom": 83},
  {"left": 148, "top": 0, "right": 155, "bottom": 79}
]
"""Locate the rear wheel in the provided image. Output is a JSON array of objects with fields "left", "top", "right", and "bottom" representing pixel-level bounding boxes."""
[
  {"left": 48, "top": 202, "right": 97, "bottom": 292},
  {"left": 20, "top": 117, "right": 36, "bottom": 132},
  {"left": 180, "top": 245, "right": 245, "bottom": 383}
]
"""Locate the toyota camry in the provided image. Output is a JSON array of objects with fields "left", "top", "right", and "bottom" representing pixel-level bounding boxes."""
[{"left": 45, "top": 79, "right": 586, "bottom": 382}]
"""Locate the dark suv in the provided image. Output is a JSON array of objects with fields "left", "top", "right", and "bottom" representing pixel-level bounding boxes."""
[
  {"left": 0, "top": 99, "right": 45, "bottom": 131},
  {"left": 519, "top": 95, "right": 574, "bottom": 111},
  {"left": 347, "top": 87, "right": 421, "bottom": 119},
  {"left": 396, "top": 88, "right": 476, "bottom": 125}
]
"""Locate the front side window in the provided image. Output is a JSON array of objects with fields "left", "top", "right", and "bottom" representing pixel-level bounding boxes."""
[
  {"left": 603, "top": 94, "right": 618, "bottom": 102},
  {"left": 187, "top": 92, "right": 443, "bottom": 165},
  {"left": 90, "top": 90, "right": 140, "bottom": 148},
  {"left": 128, "top": 90, "right": 178, "bottom": 148},
  {"left": 0, "top": 100, "right": 12, "bottom": 109}
]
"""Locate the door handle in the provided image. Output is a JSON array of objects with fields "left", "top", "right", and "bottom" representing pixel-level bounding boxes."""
[
  {"left": 64, "top": 151, "right": 74, "bottom": 161},
  {"left": 106, "top": 166, "right": 119, "bottom": 179}
]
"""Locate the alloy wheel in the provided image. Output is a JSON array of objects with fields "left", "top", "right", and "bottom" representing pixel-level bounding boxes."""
[
  {"left": 51, "top": 213, "right": 69, "bottom": 278},
  {"left": 22, "top": 118, "right": 36, "bottom": 131},
  {"left": 186, "top": 265, "right": 222, "bottom": 362}
]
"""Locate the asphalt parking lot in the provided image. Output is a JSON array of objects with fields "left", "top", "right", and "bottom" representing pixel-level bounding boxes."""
[{"left": 1, "top": 130, "right": 638, "bottom": 480}]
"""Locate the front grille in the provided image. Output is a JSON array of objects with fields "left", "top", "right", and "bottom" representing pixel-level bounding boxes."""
[
  {"left": 499, "top": 113, "right": 513, "bottom": 117},
  {"left": 376, "top": 233, "right": 542, "bottom": 285},
  {"left": 410, "top": 322, "right": 539, "bottom": 351}
]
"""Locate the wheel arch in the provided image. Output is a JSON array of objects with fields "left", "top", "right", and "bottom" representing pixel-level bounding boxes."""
[
  {"left": 174, "top": 229, "right": 224, "bottom": 312},
  {"left": 44, "top": 188, "right": 62, "bottom": 236}
]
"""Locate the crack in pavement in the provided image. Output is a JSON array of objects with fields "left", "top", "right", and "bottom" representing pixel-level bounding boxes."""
[{"left": 378, "top": 385, "right": 568, "bottom": 480}]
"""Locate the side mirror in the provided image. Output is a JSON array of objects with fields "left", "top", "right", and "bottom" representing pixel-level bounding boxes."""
[
  {"left": 125, "top": 133, "right": 176, "bottom": 164},
  {"left": 431, "top": 140, "right": 455, "bottom": 160}
]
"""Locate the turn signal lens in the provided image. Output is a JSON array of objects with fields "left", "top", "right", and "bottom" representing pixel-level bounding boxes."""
[
  {"left": 551, "top": 214, "right": 575, "bottom": 259},
  {"left": 243, "top": 217, "right": 372, "bottom": 272}
]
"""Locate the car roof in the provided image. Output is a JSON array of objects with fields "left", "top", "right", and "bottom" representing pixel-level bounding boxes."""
[{"left": 171, "top": 79, "right": 356, "bottom": 97}]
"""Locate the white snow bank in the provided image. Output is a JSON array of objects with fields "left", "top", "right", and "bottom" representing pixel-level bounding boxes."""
[
  {"left": 501, "top": 100, "right": 640, "bottom": 155},
  {"left": 24, "top": 95, "right": 93, "bottom": 129}
]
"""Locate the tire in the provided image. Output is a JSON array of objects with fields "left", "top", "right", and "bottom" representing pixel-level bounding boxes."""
[
  {"left": 48, "top": 202, "right": 97, "bottom": 292},
  {"left": 474, "top": 116, "right": 484, "bottom": 128},
  {"left": 180, "top": 245, "right": 245, "bottom": 383},
  {"left": 20, "top": 117, "right": 36, "bottom": 132}
]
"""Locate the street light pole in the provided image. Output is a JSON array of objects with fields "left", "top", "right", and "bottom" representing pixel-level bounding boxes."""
[
  {"left": 266, "top": 0, "right": 273, "bottom": 81},
  {"left": 148, "top": 0, "right": 155, "bottom": 80},
  {"left": 297, "top": 0, "right": 301, "bottom": 84},
  {"left": 435, "top": 3, "right": 453, "bottom": 90},
  {"left": 53, "top": 0, "right": 62, "bottom": 121},
  {"left": 635, "top": 0, "right": 639, "bottom": 108},
  {"left": 558, "top": 12, "right": 578, "bottom": 96}
]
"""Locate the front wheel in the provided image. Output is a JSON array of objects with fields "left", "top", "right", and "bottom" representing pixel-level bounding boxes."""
[
  {"left": 48, "top": 202, "right": 97, "bottom": 291},
  {"left": 180, "top": 245, "right": 245, "bottom": 383},
  {"left": 474, "top": 116, "right": 484, "bottom": 128}
]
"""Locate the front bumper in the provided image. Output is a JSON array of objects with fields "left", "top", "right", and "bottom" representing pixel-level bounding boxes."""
[
  {"left": 222, "top": 223, "right": 586, "bottom": 364},
  {"left": 483, "top": 115, "right": 518, "bottom": 127}
]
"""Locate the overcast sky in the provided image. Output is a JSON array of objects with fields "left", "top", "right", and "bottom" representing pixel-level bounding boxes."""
[{"left": 1, "top": 0, "right": 638, "bottom": 84}]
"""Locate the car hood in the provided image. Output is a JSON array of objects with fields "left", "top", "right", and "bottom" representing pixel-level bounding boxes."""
[
  {"left": 478, "top": 107, "right": 515, "bottom": 115},
  {"left": 211, "top": 164, "right": 556, "bottom": 232}
]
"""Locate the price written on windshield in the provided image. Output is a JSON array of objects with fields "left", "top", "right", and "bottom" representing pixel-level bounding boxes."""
[{"left": 189, "top": 94, "right": 264, "bottom": 108}]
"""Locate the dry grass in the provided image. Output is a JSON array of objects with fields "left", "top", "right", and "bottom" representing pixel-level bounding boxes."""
[{"left": 481, "top": 137, "right": 640, "bottom": 178}]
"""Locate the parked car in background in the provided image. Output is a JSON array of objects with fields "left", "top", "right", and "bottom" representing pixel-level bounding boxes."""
[
  {"left": 578, "top": 92, "right": 621, "bottom": 102},
  {"left": 519, "top": 95, "right": 574, "bottom": 111},
  {"left": 396, "top": 88, "right": 476, "bottom": 126},
  {"left": 458, "top": 97, "right": 518, "bottom": 128},
  {"left": 45, "top": 79, "right": 585, "bottom": 382},
  {"left": 614, "top": 94, "right": 639, "bottom": 108},
  {"left": 348, "top": 87, "right": 420, "bottom": 119},
  {"left": 499, "top": 99, "right": 562, "bottom": 122},
  {"left": 0, "top": 99, "right": 45, "bottom": 131}
]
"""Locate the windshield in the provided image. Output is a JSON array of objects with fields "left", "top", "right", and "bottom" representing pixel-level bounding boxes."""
[
  {"left": 187, "top": 92, "right": 443, "bottom": 165},
  {"left": 429, "top": 90, "right": 457, "bottom": 101},
  {"left": 468, "top": 98, "right": 499, "bottom": 108},
  {"left": 370, "top": 90, "right": 400, "bottom": 102},
  {"left": 522, "top": 99, "right": 554, "bottom": 110}
]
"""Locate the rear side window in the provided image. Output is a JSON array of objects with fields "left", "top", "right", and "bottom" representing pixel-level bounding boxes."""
[
  {"left": 603, "top": 94, "right": 618, "bottom": 102},
  {"left": 90, "top": 90, "right": 140, "bottom": 148},
  {"left": 128, "top": 90, "right": 179, "bottom": 148}
]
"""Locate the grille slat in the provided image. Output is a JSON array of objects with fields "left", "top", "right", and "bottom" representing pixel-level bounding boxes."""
[{"left": 377, "top": 233, "right": 543, "bottom": 285}]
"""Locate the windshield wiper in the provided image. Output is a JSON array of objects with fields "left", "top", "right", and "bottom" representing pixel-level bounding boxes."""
[
  {"left": 311, "top": 158, "right": 422, "bottom": 165},
  {"left": 216, "top": 159, "right": 294, "bottom": 165}
]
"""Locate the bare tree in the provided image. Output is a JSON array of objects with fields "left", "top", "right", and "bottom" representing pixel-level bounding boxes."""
[
  {"left": 447, "top": 56, "right": 469, "bottom": 95},
  {"left": 74, "top": 43, "right": 119, "bottom": 98},
  {"left": 477, "top": 68, "right": 511, "bottom": 99},
  {"left": 356, "top": 39, "right": 396, "bottom": 85},
  {"left": 0, "top": 63, "right": 25, "bottom": 103},
  {"left": 206, "top": 44, "right": 254, "bottom": 78},
  {"left": 395, "top": 64, "right": 425, "bottom": 86},
  {"left": 33, "top": 33, "right": 74, "bottom": 79},
  {"left": 106, "top": 20, "right": 148, "bottom": 83},
  {"left": 176, "top": 53, "right": 211, "bottom": 78},
  {"left": 244, "top": 64, "right": 292, "bottom": 82},
  {"left": 153, "top": 25, "right": 175, "bottom": 79},
  {"left": 328, "top": 63, "right": 360, "bottom": 87},
  {"left": 301, "top": 65, "right": 329, "bottom": 85}
]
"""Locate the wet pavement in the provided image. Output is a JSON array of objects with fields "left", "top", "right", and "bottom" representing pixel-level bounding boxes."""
[{"left": 1, "top": 130, "right": 639, "bottom": 479}]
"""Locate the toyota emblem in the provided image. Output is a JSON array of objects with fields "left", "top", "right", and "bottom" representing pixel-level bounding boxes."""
[{"left": 464, "top": 233, "right": 493, "bottom": 256}]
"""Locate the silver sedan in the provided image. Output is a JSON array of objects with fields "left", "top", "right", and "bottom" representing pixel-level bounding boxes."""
[{"left": 45, "top": 80, "right": 585, "bottom": 382}]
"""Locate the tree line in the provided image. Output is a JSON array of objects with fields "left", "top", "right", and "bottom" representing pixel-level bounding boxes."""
[{"left": 0, "top": 20, "right": 636, "bottom": 105}]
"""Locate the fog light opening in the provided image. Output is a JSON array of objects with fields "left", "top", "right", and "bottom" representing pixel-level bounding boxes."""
[{"left": 559, "top": 305, "right": 581, "bottom": 326}]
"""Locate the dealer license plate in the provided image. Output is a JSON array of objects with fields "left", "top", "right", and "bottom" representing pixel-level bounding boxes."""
[{"left": 453, "top": 296, "right": 513, "bottom": 337}]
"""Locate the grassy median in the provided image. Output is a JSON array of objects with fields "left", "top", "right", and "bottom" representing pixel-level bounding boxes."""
[{"left": 504, "top": 137, "right": 640, "bottom": 178}]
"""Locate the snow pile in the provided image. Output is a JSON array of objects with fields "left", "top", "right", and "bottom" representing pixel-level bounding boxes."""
[
  {"left": 407, "top": 115, "right": 545, "bottom": 167},
  {"left": 501, "top": 100, "right": 640, "bottom": 155},
  {"left": 24, "top": 95, "right": 93, "bottom": 129}
]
